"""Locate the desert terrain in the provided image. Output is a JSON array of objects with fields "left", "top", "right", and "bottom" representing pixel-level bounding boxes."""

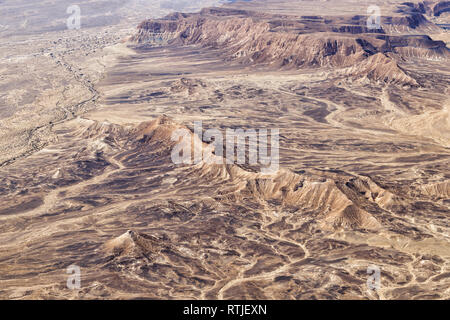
[{"left": 0, "top": 0, "right": 449, "bottom": 300}]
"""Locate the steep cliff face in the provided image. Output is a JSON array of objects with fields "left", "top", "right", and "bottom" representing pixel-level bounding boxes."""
[
  {"left": 130, "top": 7, "right": 449, "bottom": 85},
  {"left": 344, "top": 53, "right": 419, "bottom": 85}
]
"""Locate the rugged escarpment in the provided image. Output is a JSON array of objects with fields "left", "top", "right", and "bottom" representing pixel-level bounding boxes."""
[
  {"left": 130, "top": 6, "right": 448, "bottom": 85},
  {"left": 69, "top": 116, "right": 443, "bottom": 236}
]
